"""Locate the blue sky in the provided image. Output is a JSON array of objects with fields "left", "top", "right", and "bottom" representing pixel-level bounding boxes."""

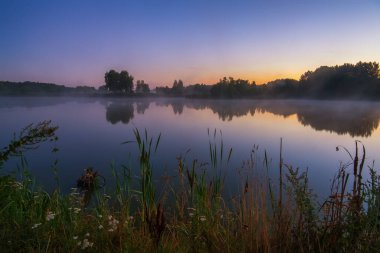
[{"left": 0, "top": 0, "right": 379, "bottom": 87}]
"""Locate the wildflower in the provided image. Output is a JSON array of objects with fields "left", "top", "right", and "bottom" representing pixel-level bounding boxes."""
[
  {"left": 98, "top": 214, "right": 103, "bottom": 218},
  {"left": 189, "top": 212, "right": 194, "bottom": 217},
  {"left": 187, "top": 207, "right": 196, "bottom": 211},
  {"left": 108, "top": 228, "right": 114, "bottom": 232},
  {"left": 79, "top": 238, "right": 94, "bottom": 249},
  {"left": 124, "top": 217, "right": 134, "bottom": 226},
  {"left": 199, "top": 216, "right": 206, "bottom": 222},
  {"left": 108, "top": 216, "right": 119, "bottom": 231},
  {"left": 73, "top": 236, "right": 78, "bottom": 240},
  {"left": 74, "top": 208, "right": 81, "bottom": 214},
  {"left": 85, "top": 232, "right": 90, "bottom": 237},
  {"left": 98, "top": 225, "right": 103, "bottom": 230},
  {"left": 31, "top": 223, "right": 41, "bottom": 229},
  {"left": 46, "top": 211, "right": 56, "bottom": 221},
  {"left": 13, "top": 182, "right": 23, "bottom": 189}
]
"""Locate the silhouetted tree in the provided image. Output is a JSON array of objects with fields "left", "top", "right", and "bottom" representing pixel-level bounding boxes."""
[
  {"left": 0, "top": 81, "right": 96, "bottom": 95},
  {"left": 299, "top": 62, "right": 380, "bottom": 98},
  {"left": 184, "top": 83, "right": 211, "bottom": 97},
  {"left": 155, "top": 86, "right": 169, "bottom": 95},
  {"left": 172, "top": 79, "right": 184, "bottom": 95},
  {"left": 136, "top": 80, "right": 150, "bottom": 93},
  {"left": 119, "top": 70, "right": 134, "bottom": 94},
  {"left": 210, "top": 77, "right": 256, "bottom": 98},
  {"left": 104, "top": 70, "right": 134, "bottom": 94},
  {"left": 265, "top": 79, "right": 299, "bottom": 98},
  {"left": 104, "top": 70, "right": 120, "bottom": 92}
]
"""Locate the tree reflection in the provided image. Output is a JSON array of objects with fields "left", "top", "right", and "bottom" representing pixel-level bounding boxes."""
[
  {"left": 171, "top": 101, "right": 184, "bottom": 115},
  {"left": 152, "top": 99, "right": 380, "bottom": 137},
  {"left": 105, "top": 102, "right": 134, "bottom": 124},
  {"left": 136, "top": 100, "right": 150, "bottom": 114},
  {"left": 154, "top": 99, "right": 184, "bottom": 115},
  {"left": 255, "top": 101, "right": 380, "bottom": 137}
]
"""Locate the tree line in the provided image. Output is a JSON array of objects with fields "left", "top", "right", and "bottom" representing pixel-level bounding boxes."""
[
  {"left": 0, "top": 81, "right": 96, "bottom": 96},
  {"left": 153, "top": 61, "right": 380, "bottom": 99},
  {"left": 1, "top": 61, "right": 379, "bottom": 99}
]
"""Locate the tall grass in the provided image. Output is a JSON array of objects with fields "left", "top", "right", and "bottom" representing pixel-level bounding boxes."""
[{"left": 0, "top": 122, "right": 379, "bottom": 252}]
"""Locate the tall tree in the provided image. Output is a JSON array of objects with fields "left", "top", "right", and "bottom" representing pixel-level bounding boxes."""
[
  {"left": 104, "top": 70, "right": 134, "bottom": 94},
  {"left": 172, "top": 79, "right": 184, "bottom": 95},
  {"left": 136, "top": 80, "right": 150, "bottom": 93},
  {"left": 119, "top": 70, "right": 134, "bottom": 94},
  {"left": 104, "top": 70, "right": 120, "bottom": 92}
]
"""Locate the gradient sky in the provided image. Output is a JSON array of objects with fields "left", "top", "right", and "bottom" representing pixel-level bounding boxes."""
[{"left": 0, "top": 0, "right": 379, "bottom": 87}]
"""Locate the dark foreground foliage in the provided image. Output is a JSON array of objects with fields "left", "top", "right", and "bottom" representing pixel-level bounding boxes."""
[{"left": 0, "top": 122, "right": 379, "bottom": 252}]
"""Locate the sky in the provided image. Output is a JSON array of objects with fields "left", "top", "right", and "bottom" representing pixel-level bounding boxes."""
[{"left": 0, "top": 0, "right": 379, "bottom": 88}]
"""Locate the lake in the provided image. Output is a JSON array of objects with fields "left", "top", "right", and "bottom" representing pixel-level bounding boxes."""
[{"left": 1, "top": 97, "right": 380, "bottom": 200}]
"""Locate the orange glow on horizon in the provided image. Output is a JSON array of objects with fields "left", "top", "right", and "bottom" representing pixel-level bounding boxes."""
[{"left": 146, "top": 71, "right": 303, "bottom": 88}]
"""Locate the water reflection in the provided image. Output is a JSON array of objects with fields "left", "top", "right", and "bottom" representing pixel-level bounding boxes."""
[
  {"left": 105, "top": 102, "right": 134, "bottom": 124},
  {"left": 136, "top": 100, "right": 150, "bottom": 114},
  {"left": 256, "top": 100, "right": 380, "bottom": 137},
  {"left": 102, "top": 99, "right": 380, "bottom": 137},
  {"left": 155, "top": 100, "right": 184, "bottom": 114},
  {"left": 0, "top": 97, "right": 378, "bottom": 137}
]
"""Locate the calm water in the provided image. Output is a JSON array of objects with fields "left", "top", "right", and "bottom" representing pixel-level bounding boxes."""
[{"left": 1, "top": 97, "right": 380, "bottom": 199}]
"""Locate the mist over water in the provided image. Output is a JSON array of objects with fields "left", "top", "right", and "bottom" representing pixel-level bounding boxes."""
[{"left": 1, "top": 97, "right": 380, "bottom": 199}]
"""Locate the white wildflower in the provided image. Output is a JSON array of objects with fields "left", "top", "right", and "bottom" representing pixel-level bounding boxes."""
[
  {"left": 85, "top": 232, "right": 90, "bottom": 237},
  {"left": 74, "top": 208, "right": 81, "bottom": 214},
  {"left": 98, "top": 225, "right": 103, "bottom": 230},
  {"left": 81, "top": 238, "right": 94, "bottom": 249},
  {"left": 13, "top": 182, "right": 23, "bottom": 189},
  {"left": 108, "top": 216, "right": 119, "bottom": 231},
  {"left": 199, "top": 216, "right": 206, "bottom": 222},
  {"left": 31, "top": 223, "right": 42, "bottom": 229},
  {"left": 189, "top": 212, "right": 194, "bottom": 217},
  {"left": 97, "top": 214, "right": 103, "bottom": 218},
  {"left": 46, "top": 211, "right": 56, "bottom": 221},
  {"left": 108, "top": 228, "right": 114, "bottom": 232},
  {"left": 73, "top": 236, "right": 78, "bottom": 240}
]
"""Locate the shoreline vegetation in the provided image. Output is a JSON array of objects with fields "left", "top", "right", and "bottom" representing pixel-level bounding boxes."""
[
  {"left": 0, "top": 122, "right": 379, "bottom": 252},
  {"left": 1, "top": 61, "right": 380, "bottom": 100}
]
